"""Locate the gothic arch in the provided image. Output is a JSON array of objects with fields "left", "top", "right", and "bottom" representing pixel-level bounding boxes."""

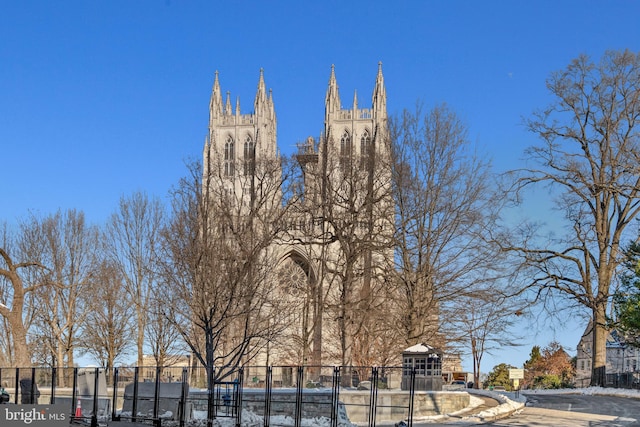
[
  {"left": 360, "top": 128, "right": 373, "bottom": 170},
  {"left": 224, "top": 134, "right": 235, "bottom": 176},
  {"left": 275, "top": 249, "right": 316, "bottom": 287},
  {"left": 271, "top": 248, "right": 322, "bottom": 365},
  {"left": 340, "top": 129, "right": 352, "bottom": 152},
  {"left": 243, "top": 134, "right": 254, "bottom": 175},
  {"left": 360, "top": 128, "right": 371, "bottom": 149},
  {"left": 340, "top": 129, "right": 352, "bottom": 171}
]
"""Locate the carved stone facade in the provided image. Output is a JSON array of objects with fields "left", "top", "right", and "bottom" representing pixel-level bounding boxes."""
[{"left": 202, "top": 64, "right": 397, "bottom": 369}]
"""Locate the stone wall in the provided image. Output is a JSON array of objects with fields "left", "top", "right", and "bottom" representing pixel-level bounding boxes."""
[
  {"left": 190, "top": 388, "right": 469, "bottom": 424},
  {"left": 339, "top": 390, "right": 469, "bottom": 423}
]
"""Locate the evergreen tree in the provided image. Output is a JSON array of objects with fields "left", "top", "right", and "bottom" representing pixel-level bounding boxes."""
[
  {"left": 612, "top": 241, "right": 640, "bottom": 347},
  {"left": 485, "top": 363, "right": 516, "bottom": 390},
  {"left": 523, "top": 345, "right": 542, "bottom": 388}
]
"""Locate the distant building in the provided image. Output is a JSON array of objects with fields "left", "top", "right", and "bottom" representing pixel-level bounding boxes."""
[
  {"left": 575, "top": 323, "right": 640, "bottom": 386},
  {"left": 140, "top": 354, "right": 190, "bottom": 382},
  {"left": 441, "top": 353, "right": 468, "bottom": 383}
]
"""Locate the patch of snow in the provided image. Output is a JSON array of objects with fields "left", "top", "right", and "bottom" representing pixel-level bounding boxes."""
[
  {"left": 160, "top": 410, "right": 174, "bottom": 419},
  {"left": 122, "top": 387, "right": 640, "bottom": 426},
  {"left": 163, "top": 408, "right": 356, "bottom": 427},
  {"left": 403, "top": 343, "right": 438, "bottom": 353},
  {"left": 522, "top": 386, "right": 640, "bottom": 399}
]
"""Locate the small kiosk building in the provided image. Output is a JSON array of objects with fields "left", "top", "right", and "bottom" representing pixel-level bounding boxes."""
[{"left": 401, "top": 343, "right": 443, "bottom": 391}]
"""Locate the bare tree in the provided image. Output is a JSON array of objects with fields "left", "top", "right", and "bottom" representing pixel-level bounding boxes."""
[
  {"left": 505, "top": 50, "right": 640, "bottom": 386},
  {"left": 80, "top": 260, "right": 135, "bottom": 369},
  {"left": 0, "top": 225, "right": 16, "bottom": 366},
  {"left": 288, "top": 127, "right": 396, "bottom": 379},
  {"left": 20, "top": 210, "right": 99, "bottom": 375},
  {"left": 159, "top": 157, "right": 296, "bottom": 421},
  {"left": 446, "top": 283, "right": 524, "bottom": 389},
  {"left": 105, "top": 192, "right": 165, "bottom": 367},
  {"left": 0, "top": 226, "right": 47, "bottom": 368},
  {"left": 145, "top": 292, "right": 186, "bottom": 367},
  {"left": 389, "top": 103, "right": 503, "bottom": 349}
]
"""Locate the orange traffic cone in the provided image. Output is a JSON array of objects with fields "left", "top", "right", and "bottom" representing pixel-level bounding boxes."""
[{"left": 75, "top": 398, "right": 82, "bottom": 418}]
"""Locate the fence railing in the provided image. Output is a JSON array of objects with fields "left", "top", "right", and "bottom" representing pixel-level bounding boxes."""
[
  {"left": 573, "top": 371, "right": 640, "bottom": 389},
  {"left": 0, "top": 365, "right": 453, "bottom": 427}
]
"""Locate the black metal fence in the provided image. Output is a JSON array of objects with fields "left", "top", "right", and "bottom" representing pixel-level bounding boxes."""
[
  {"left": 605, "top": 372, "right": 640, "bottom": 389},
  {"left": 0, "top": 365, "right": 435, "bottom": 427},
  {"left": 571, "top": 371, "right": 640, "bottom": 389}
]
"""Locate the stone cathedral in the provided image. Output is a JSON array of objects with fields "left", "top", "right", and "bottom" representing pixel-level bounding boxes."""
[{"left": 202, "top": 64, "right": 400, "bottom": 370}]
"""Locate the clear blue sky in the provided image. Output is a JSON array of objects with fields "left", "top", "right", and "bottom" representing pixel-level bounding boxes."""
[{"left": 2, "top": 1, "right": 639, "bottom": 372}]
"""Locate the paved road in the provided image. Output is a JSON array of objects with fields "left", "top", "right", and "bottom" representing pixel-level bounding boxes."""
[
  {"left": 413, "top": 392, "right": 640, "bottom": 427},
  {"left": 488, "top": 393, "right": 640, "bottom": 427}
]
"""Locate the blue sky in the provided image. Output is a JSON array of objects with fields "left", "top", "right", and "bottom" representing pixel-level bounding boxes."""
[{"left": 2, "top": 1, "right": 639, "bottom": 372}]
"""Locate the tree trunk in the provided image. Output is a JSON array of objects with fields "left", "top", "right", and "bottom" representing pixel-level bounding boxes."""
[
  {"left": 591, "top": 304, "right": 608, "bottom": 386},
  {"left": 0, "top": 265, "right": 32, "bottom": 370},
  {"left": 311, "top": 278, "right": 322, "bottom": 366},
  {"left": 137, "top": 313, "right": 145, "bottom": 367},
  {"left": 10, "top": 314, "right": 31, "bottom": 369}
]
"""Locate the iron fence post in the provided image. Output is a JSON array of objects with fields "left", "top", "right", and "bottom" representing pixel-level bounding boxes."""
[
  {"left": 71, "top": 367, "right": 78, "bottom": 420},
  {"left": 330, "top": 366, "right": 341, "bottom": 427},
  {"left": 235, "top": 368, "right": 244, "bottom": 427},
  {"left": 408, "top": 367, "right": 416, "bottom": 427},
  {"left": 51, "top": 366, "right": 56, "bottom": 404},
  {"left": 91, "top": 367, "right": 99, "bottom": 427},
  {"left": 29, "top": 367, "right": 36, "bottom": 403},
  {"left": 153, "top": 366, "right": 161, "bottom": 427},
  {"left": 179, "top": 367, "right": 188, "bottom": 427},
  {"left": 294, "top": 366, "right": 304, "bottom": 427},
  {"left": 263, "top": 366, "right": 272, "bottom": 427},
  {"left": 368, "top": 367, "right": 379, "bottom": 427},
  {"left": 206, "top": 366, "right": 215, "bottom": 427},
  {"left": 112, "top": 367, "right": 119, "bottom": 421},
  {"left": 14, "top": 367, "right": 19, "bottom": 404},
  {"left": 132, "top": 367, "right": 139, "bottom": 424}
]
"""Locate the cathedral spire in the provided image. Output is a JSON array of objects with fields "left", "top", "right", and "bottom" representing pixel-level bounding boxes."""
[
  {"left": 235, "top": 96, "right": 241, "bottom": 116},
  {"left": 353, "top": 89, "right": 358, "bottom": 111},
  {"left": 210, "top": 70, "right": 223, "bottom": 120},
  {"left": 372, "top": 62, "right": 387, "bottom": 120},
  {"left": 325, "top": 64, "right": 341, "bottom": 118},
  {"left": 255, "top": 68, "right": 268, "bottom": 115},
  {"left": 269, "top": 88, "right": 275, "bottom": 119},
  {"left": 225, "top": 91, "right": 232, "bottom": 116}
]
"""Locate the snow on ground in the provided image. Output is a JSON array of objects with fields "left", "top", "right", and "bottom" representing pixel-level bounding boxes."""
[
  {"left": 161, "top": 408, "right": 357, "bottom": 427},
  {"left": 443, "top": 386, "right": 640, "bottom": 424},
  {"left": 399, "top": 387, "right": 640, "bottom": 424},
  {"left": 521, "top": 386, "right": 640, "bottom": 399},
  {"left": 140, "top": 387, "right": 640, "bottom": 426}
]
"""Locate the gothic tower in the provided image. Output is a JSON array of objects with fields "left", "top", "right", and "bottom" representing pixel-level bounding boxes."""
[
  {"left": 203, "top": 69, "right": 278, "bottom": 207},
  {"left": 322, "top": 62, "right": 388, "bottom": 169},
  {"left": 202, "top": 65, "right": 395, "bottom": 372},
  {"left": 316, "top": 63, "right": 394, "bottom": 371}
]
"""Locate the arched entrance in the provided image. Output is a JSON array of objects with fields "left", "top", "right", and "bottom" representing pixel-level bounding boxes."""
[{"left": 273, "top": 251, "right": 322, "bottom": 367}]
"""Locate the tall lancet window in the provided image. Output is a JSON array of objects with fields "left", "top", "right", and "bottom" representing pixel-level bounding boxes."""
[
  {"left": 340, "top": 130, "right": 352, "bottom": 172},
  {"left": 243, "top": 135, "right": 255, "bottom": 176},
  {"left": 360, "top": 130, "right": 373, "bottom": 171},
  {"left": 224, "top": 135, "right": 235, "bottom": 177}
]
